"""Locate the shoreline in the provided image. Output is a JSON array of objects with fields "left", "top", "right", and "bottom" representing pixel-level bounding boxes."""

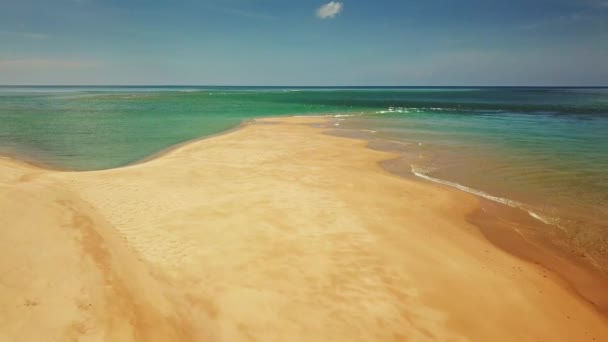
[
  {"left": 313, "top": 117, "right": 608, "bottom": 316},
  {"left": 469, "top": 199, "right": 608, "bottom": 314},
  {"left": 1, "top": 116, "right": 607, "bottom": 340},
  {"left": 1, "top": 114, "right": 333, "bottom": 173},
  {"left": 0, "top": 120, "right": 253, "bottom": 173},
  {"left": 2, "top": 115, "right": 608, "bottom": 308},
  {"left": 2, "top": 115, "right": 608, "bottom": 302},
  {"left": 324, "top": 120, "right": 608, "bottom": 315}
]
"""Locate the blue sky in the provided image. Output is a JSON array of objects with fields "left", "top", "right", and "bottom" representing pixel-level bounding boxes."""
[{"left": 0, "top": 0, "right": 607, "bottom": 85}]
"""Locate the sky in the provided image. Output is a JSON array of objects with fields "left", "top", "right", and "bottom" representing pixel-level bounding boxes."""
[{"left": 0, "top": 0, "right": 607, "bottom": 86}]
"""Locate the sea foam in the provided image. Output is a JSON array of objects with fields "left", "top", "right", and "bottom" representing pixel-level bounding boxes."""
[
  {"left": 410, "top": 166, "right": 555, "bottom": 226},
  {"left": 376, "top": 107, "right": 410, "bottom": 114}
]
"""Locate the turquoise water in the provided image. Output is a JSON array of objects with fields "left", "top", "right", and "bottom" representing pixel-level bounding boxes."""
[
  {"left": 0, "top": 87, "right": 372, "bottom": 170},
  {"left": 337, "top": 102, "right": 608, "bottom": 269},
  {"left": 1, "top": 86, "right": 607, "bottom": 268}
]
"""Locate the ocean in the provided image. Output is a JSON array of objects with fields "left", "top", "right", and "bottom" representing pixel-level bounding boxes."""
[{"left": 1, "top": 86, "right": 607, "bottom": 271}]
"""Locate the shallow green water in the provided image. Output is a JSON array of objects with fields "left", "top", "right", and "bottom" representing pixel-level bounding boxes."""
[
  {"left": 1, "top": 86, "right": 607, "bottom": 267},
  {"left": 0, "top": 87, "right": 374, "bottom": 170}
]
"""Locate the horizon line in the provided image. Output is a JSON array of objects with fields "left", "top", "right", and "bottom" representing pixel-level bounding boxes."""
[{"left": 1, "top": 85, "right": 608, "bottom": 88}]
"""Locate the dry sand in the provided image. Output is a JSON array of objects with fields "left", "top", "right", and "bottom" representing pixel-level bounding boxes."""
[{"left": 1, "top": 116, "right": 607, "bottom": 341}]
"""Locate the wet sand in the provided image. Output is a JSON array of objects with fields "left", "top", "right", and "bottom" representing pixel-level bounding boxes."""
[{"left": 1, "top": 116, "right": 607, "bottom": 341}]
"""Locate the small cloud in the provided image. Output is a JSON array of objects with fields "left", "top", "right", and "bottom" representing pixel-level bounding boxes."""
[{"left": 316, "top": 2, "right": 343, "bottom": 19}]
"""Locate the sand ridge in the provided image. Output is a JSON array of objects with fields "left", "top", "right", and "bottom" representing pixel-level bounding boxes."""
[{"left": 1, "top": 116, "right": 607, "bottom": 341}]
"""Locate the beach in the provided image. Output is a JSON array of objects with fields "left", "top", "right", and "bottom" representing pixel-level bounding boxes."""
[{"left": 1, "top": 116, "right": 607, "bottom": 341}]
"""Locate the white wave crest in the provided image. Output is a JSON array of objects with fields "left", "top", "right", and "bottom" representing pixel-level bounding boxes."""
[
  {"left": 410, "top": 166, "right": 556, "bottom": 226},
  {"left": 376, "top": 106, "right": 411, "bottom": 114},
  {"left": 411, "top": 165, "right": 520, "bottom": 207},
  {"left": 528, "top": 211, "right": 554, "bottom": 225}
]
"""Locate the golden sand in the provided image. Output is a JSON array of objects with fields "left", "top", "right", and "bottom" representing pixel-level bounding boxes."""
[{"left": 1, "top": 116, "right": 607, "bottom": 341}]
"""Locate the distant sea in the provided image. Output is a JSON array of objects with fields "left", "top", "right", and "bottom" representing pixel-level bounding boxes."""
[{"left": 1, "top": 86, "right": 607, "bottom": 270}]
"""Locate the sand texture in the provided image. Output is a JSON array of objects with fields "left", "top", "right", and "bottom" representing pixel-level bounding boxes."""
[{"left": 1, "top": 117, "right": 607, "bottom": 341}]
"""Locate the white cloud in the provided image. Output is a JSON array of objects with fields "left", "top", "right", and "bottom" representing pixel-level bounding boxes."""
[{"left": 316, "top": 2, "right": 343, "bottom": 19}]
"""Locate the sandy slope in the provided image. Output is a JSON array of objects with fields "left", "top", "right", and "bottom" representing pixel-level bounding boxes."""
[{"left": 0, "top": 116, "right": 606, "bottom": 341}]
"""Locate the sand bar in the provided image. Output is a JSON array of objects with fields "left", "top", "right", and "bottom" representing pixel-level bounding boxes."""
[{"left": 1, "top": 116, "right": 607, "bottom": 341}]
